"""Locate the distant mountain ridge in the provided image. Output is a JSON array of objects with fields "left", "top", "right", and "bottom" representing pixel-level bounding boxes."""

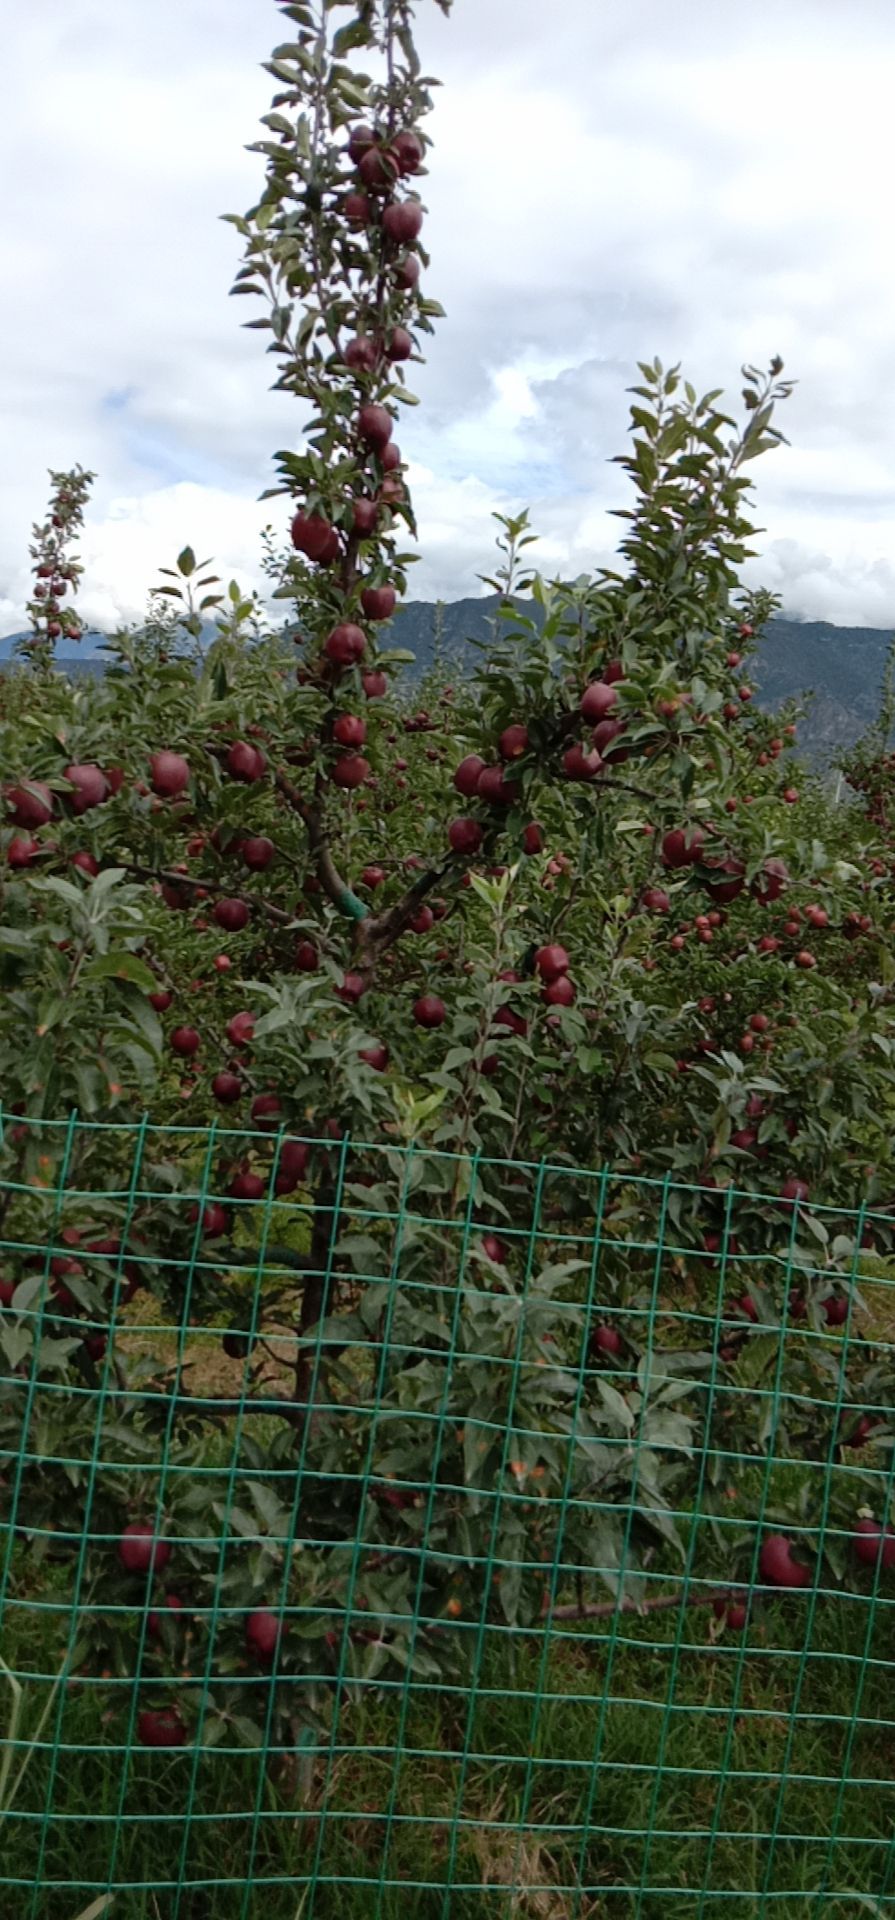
[{"left": 1, "top": 604, "right": 891, "bottom": 763}]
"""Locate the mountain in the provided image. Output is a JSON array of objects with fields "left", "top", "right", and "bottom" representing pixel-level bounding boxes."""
[{"left": 2, "top": 605, "right": 892, "bottom": 763}]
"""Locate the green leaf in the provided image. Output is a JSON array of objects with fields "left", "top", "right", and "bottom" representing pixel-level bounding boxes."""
[{"left": 82, "top": 953, "right": 158, "bottom": 993}]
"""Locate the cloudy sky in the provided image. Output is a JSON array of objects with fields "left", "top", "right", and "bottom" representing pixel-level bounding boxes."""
[{"left": 1, "top": 0, "right": 894, "bottom": 639}]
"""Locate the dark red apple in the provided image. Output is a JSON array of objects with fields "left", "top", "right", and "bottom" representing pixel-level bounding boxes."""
[
  {"left": 226, "top": 1011, "right": 256, "bottom": 1048},
  {"left": 336, "top": 972, "right": 366, "bottom": 1005},
  {"left": 591, "top": 1324, "right": 622, "bottom": 1358},
  {"left": 149, "top": 989, "right": 173, "bottom": 1012},
  {"left": 71, "top": 851, "right": 99, "bottom": 877},
  {"left": 362, "top": 669, "right": 388, "bottom": 698},
  {"left": 332, "top": 753, "right": 370, "bottom": 789},
  {"left": 580, "top": 681, "right": 618, "bottom": 723},
  {"left": 661, "top": 826, "right": 705, "bottom": 869},
  {"left": 333, "top": 714, "right": 367, "bottom": 749},
  {"left": 361, "top": 585, "right": 396, "bottom": 621},
  {"left": 498, "top": 723, "right": 529, "bottom": 761},
  {"left": 360, "top": 1042, "right": 389, "bottom": 1071},
  {"left": 448, "top": 818, "right": 483, "bottom": 856},
  {"left": 522, "top": 822, "right": 543, "bottom": 854},
  {"left": 353, "top": 498, "right": 380, "bottom": 535},
  {"left": 6, "top": 781, "right": 54, "bottom": 827},
  {"left": 543, "top": 974, "right": 576, "bottom": 1007},
  {"left": 7, "top": 836, "right": 40, "bottom": 867},
  {"left": 245, "top": 1607, "right": 282, "bottom": 1663},
  {"left": 477, "top": 765, "right": 519, "bottom": 807},
  {"left": 413, "top": 993, "right": 446, "bottom": 1029},
  {"left": 211, "top": 1071, "right": 242, "bottom": 1106},
  {"left": 642, "top": 887, "right": 671, "bottom": 914},
  {"left": 119, "top": 1523, "right": 172, "bottom": 1576},
  {"left": 562, "top": 744, "right": 602, "bottom": 781},
  {"left": 382, "top": 200, "right": 423, "bottom": 244},
  {"left": 251, "top": 1092, "right": 283, "bottom": 1129},
  {"left": 453, "top": 754, "right": 486, "bottom": 797},
  {"left": 394, "top": 254, "right": 420, "bottom": 290},
  {"left": 325, "top": 623, "right": 367, "bottom": 668},
  {"left": 226, "top": 740, "right": 266, "bottom": 783},
  {"left": 241, "top": 836, "right": 274, "bottom": 871},
  {"left": 387, "top": 328, "right": 413, "bottom": 361},
  {"left": 213, "top": 898, "right": 249, "bottom": 933},
  {"left": 138, "top": 1707, "right": 187, "bottom": 1749},
  {"left": 535, "top": 944, "right": 569, "bottom": 981},
  {"left": 391, "top": 128, "right": 424, "bottom": 173},
  {"left": 290, "top": 512, "right": 336, "bottom": 560},
  {"left": 854, "top": 1517, "right": 895, "bottom": 1570},
  {"left": 149, "top": 752, "right": 190, "bottom": 798},
  {"left": 358, "top": 404, "right": 394, "bottom": 452},
  {"left": 170, "top": 1026, "right": 200, "bottom": 1057},
  {"left": 758, "top": 1533, "right": 811, "bottom": 1588}
]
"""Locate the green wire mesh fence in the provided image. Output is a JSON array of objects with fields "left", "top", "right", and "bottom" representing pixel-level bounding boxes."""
[{"left": 2, "top": 1111, "right": 895, "bottom": 1918}]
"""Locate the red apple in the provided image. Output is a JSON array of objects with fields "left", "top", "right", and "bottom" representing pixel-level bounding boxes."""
[
  {"left": 71, "top": 850, "right": 100, "bottom": 877},
  {"left": 413, "top": 993, "right": 446, "bottom": 1029},
  {"left": 245, "top": 1608, "right": 282, "bottom": 1663},
  {"left": 7, "top": 836, "right": 40, "bottom": 868},
  {"left": 853, "top": 1517, "right": 895, "bottom": 1570},
  {"left": 382, "top": 200, "right": 423, "bottom": 244},
  {"left": 498, "top": 723, "right": 529, "bottom": 761},
  {"left": 211, "top": 1071, "right": 242, "bottom": 1106},
  {"left": 642, "top": 887, "right": 671, "bottom": 914},
  {"left": 352, "top": 498, "right": 380, "bottom": 535},
  {"left": 343, "top": 335, "right": 379, "bottom": 373},
  {"left": 543, "top": 975, "right": 576, "bottom": 1007},
  {"left": 226, "top": 740, "right": 266, "bottom": 783},
  {"left": 448, "top": 818, "right": 483, "bottom": 856},
  {"left": 361, "top": 585, "right": 397, "bottom": 621},
  {"left": 325, "top": 623, "right": 367, "bottom": 668},
  {"left": 661, "top": 826, "right": 705, "bottom": 869},
  {"left": 6, "top": 780, "right": 54, "bottom": 827},
  {"left": 394, "top": 254, "right": 420, "bottom": 290},
  {"left": 362, "top": 669, "right": 388, "bottom": 698},
  {"left": 213, "top": 898, "right": 249, "bottom": 933},
  {"left": 336, "top": 972, "right": 366, "bottom": 1005},
  {"left": 591, "top": 1324, "right": 622, "bottom": 1358},
  {"left": 535, "top": 944, "right": 569, "bottom": 982},
  {"left": 119, "top": 1523, "right": 172, "bottom": 1576},
  {"left": 359, "top": 1042, "right": 389, "bottom": 1071},
  {"left": 290, "top": 512, "right": 336, "bottom": 560},
  {"left": 477, "top": 766, "right": 519, "bottom": 807},
  {"left": 250, "top": 1092, "right": 283, "bottom": 1129},
  {"left": 758, "top": 1532, "right": 811, "bottom": 1588},
  {"left": 332, "top": 753, "right": 370, "bottom": 789},
  {"left": 333, "top": 714, "right": 367, "bottom": 748},
  {"left": 522, "top": 822, "right": 543, "bottom": 854},
  {"left": 453, "top": 754, "right": 486, "bottom": 797},
  {"left": 391, "top": 128, "right": 424, "bottom": 174},
  {"left": 562, "top": 744, "right": 602, "bottom": 781},
  {"left": 580, "top": 681, "right": 618, "bottom": 723},
  {"left": 170, "top": 1026, "right": 200, "bottom": 1057},
  {"left": 65, "top": 764, "right": 108, "bottom": 810},
  {"left": 138, "top": 1707, "right": 187, "bottom": 1749},
  {"left": 241, "top": 836, "right": 274, "bottom": 871},
  {"left": 229, "top": 1169, "right": 265, "bottom": 1201},
  {"left": 387, "top": 328, "right": 413, "bottom": 362},
  {"left": 149, "top": 989, "right": 173, "bottom": 1012},
  {"left": 149, "top": 752, "right": 190, "bottom": 798},
  {"left": 226, "top": 1011, "right": 256, "bottom": 1049},
  {"left": 358, "top": 404, "right": 394, "bottom": 452},
  {"left": 294, "top": 940, "right": 318, "bottom": 970}
]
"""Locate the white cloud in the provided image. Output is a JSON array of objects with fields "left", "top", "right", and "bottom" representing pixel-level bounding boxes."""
[{"left": 1, "top": 0, "right": 895, "bottom": 636}]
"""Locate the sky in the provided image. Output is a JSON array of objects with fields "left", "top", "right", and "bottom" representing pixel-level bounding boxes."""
[{"left": 1, "top": 0, "right": 895, "bottom": 640}]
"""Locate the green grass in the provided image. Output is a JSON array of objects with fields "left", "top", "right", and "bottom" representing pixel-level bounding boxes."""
[{"left": 3, "top": 1586, "right": 895, "bottom": 1919}]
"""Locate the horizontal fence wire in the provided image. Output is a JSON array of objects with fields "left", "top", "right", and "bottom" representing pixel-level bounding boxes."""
[{"left": 1, "top": 1111, "right": 895, "bottom": 1917}]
